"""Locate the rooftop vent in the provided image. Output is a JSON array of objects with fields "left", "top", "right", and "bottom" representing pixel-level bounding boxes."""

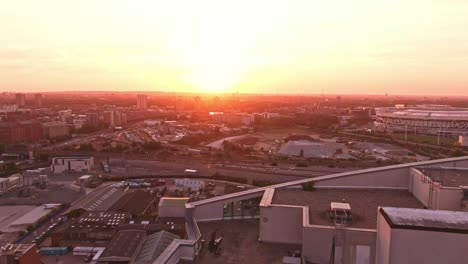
[{"left": 329, "top": 202, "right": 352, "bottom": 227}]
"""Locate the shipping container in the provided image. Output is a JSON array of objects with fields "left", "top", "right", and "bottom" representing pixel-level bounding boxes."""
[{"left": 40, "top": 247, "right": 68, "bottom": 256}]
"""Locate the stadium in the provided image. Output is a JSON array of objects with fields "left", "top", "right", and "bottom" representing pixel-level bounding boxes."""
[{"left": 374, "top": 105, "right": 468, "bottom": 136}]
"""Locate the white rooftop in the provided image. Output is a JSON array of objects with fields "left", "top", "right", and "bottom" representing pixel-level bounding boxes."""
[{"left": 381, "top": 207, "right": 468, "bottom": 231}]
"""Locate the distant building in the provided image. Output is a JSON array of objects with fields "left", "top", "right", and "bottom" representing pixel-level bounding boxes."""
[
  {"left": 72, "top": 115, "right": 87, "bottom": 129},
  {"left": 51, "top": 156, "right": 94, "bottom": 173},
  {"left": 0, "top": 121, "right": 44, "bottom": 144},
  {"left": 103, "top": 111, "right": 126, "bottom": 127},
  {"left": 86, "top": 112, "right": 101, "bottom": 127},
  {"left": 0, "top": 244, "right": 41, "bottom": 264},
  {"left": 15, "top": 93, "right": 26, "bottom": 107},
  {"left": 375, "top": 105, "right": 468, "bottom": 135},
  {"left": 34, "top": 93, "right": 43, "bottom": 107},
  {"left": 42, "top": 121, "right": 69, "bottom": 139},
  {"left": 137, "top": 94, "right": 148, "bottom": 110},
  {"left": 58, "top": 110, "right": 72, "bottom": 123},
  {"left": 158, "top": 197, "right": 190, "bottom": 218},
  {"left": 2, "top": 104, "right": 18, "bottom": 113},
  {"left": 210, "top": 112, "right": 255, "bottom": 126},
  {"left": 175, "top": 98, "right": 185, "bottom": 112}
]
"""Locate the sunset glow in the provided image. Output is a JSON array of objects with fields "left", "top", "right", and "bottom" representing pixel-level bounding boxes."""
[{"left": 1, "top": 0, "right": 468, "bottom": 95}]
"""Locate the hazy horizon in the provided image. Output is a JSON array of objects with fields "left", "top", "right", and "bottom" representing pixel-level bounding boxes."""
[{"left": 2, "top": 1, "right": 468, "bottom": 96}]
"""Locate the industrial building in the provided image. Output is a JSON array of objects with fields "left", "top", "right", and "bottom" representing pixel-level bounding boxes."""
[
  {"left": 137, "top": 94, "right": 148, "bottom": 110},
  {"left": 34, "top": 93, "right": 43, "bottom": 107},
  {"left": 50, "top": 156, "right": 94, "bottom": 173},
  {"left": 0, "top": 244, "right": 41, "bottom": 264},
  {"left": 42, "top": 121, "right": 69, "bottom": 139},
  {"left": 0, "top": 121, "right": 44, "bottom": 144},
  {"left": 0, "top": 204, "right": 60, "bottom": 233},
  {"left": 374, "top": 105, "right": 468, "bottom": 136},
  {"left": 54, "top": 211, "right": 131, "bottom": 247},
  {"left": 15, "top": 93, "right": 26, "bottom": 107},
  {"left": 96, "top": 230, "right": 179, "bottom": 264},
  {"left": 150, "top": 156, "right": 468, "bottom": 264},
  {"left": 158, "top": 197, "right": 190, "bottom": 218}
]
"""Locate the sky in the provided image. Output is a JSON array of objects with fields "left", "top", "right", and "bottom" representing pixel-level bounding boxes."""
[{"left": 1, "top": 0, "right": 468, "bottom": 95}]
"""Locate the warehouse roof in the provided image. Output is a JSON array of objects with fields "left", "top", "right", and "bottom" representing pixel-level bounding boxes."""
[
  {"left": 98, "top": 230, "right": 146, "bottom": 262},
  {"left": 135, "top": 231, "right": 180, "bottom": 264},
  {"left": 9, "top": 204, "right": 59, "bottom": 227}
]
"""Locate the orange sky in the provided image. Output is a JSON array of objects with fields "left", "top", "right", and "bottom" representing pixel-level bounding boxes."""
[{"left": 1, "top": 0, "right": 468, "bottom": 95}]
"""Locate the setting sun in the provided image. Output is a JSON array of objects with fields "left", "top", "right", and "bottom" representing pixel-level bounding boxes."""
[{"left": 1, "top": 0, "right": 468, "bottom": 95}]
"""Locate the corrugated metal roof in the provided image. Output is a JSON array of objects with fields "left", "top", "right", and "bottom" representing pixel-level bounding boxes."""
[{"left": 135, "top": 231, "right": 179, "bottom": 264}]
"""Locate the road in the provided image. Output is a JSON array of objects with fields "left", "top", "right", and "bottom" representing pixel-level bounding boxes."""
[{"left": 21, "top": 209, "right": 64, "bottom": 244}]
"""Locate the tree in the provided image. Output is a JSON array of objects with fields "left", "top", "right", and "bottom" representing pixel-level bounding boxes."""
[
  {"left": 79, "top": 143, "right": 94, "bottom": 151},
  {"left": 68, "top": 209, "right": 82, "bottom": 218},
  {"left": 142, "top": 142, "right": 162, "bottom": 150}
]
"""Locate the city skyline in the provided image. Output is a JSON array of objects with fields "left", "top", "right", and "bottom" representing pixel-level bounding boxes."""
[{"left": 1, "top": 1, "right": 468, "bottom": 95}]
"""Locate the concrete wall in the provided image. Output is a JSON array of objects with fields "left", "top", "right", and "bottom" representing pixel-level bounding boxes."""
[
  {"left": 193, "top": 191, "right": 264, "bottom": 221},
  {"left": 375, "top": 213, "right": 392, "bottom": 264},
  {"left": 313, "top": 167, "right": 410, "bottom": 189},
  {"left": 409, "top": 168, "right": 463, "bottom": 210},
  {"left": 409, "top": 168, "right": 431, "bottom": 207},
  {"left": 435, "top": 186, "right": 463, "bottom": 211},
  {"left": 376, "top": 208, "right": 468, "bottom": 264},
  {"left": 389, "top": 228, "right": 468, "bottom": 264},
  {"left": 259, "top": 205, "right": 303, "bottom": 244},
  {"left": 302, "top": 225, "right": 376, "bottom": 264},
  {"left": 158, "top": 244, "right": 194, "bottom": 264},
  {"left": 159, "top": 206, "right": 186, "bottom": 218}
]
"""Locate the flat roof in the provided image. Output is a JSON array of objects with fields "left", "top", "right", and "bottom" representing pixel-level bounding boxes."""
[
  {"left": 380, "top": 207, "right": 468, "bottom": 233},
  {"left": 159, "top": 197, "right": 190, "bottom": 207},
  {"left": 81, "top": 188, "right": 125, "bottom": 211},
  {"left": 197, "top": 219, "right": 300, "bottom": 264},
  {"left": 53, "top": 156, "right": 93, "bottom": 159},
  {"left": 189, "top": 156, "right": 468, "bottom": 208},
  {"left": 272, "top": 188, "right": 424, "bottom": 229},
  {"left": 109, "top": 190, "right": 157, "bottom": 215},
  {"left": 9, "top": 204, "right": 59, "bottom": 227}
]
